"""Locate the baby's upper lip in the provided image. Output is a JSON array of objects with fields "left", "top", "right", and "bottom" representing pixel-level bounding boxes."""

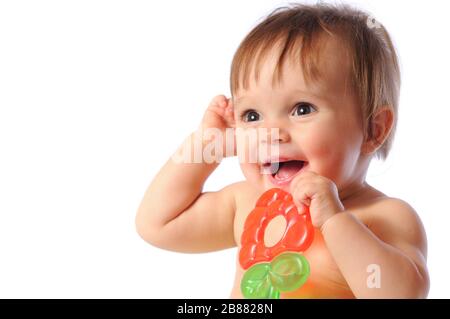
[{"left": 260, "top": 156, "right": 306, "bottom": 165}]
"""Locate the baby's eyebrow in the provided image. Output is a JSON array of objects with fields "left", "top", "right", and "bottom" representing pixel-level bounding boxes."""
[
  {"left": 292, "top": 88, "right": 324, "bottom": 100},
  {"left": 232, "top": 96, "right": 248, "bottom": 111},
  {"left": 233, "top": 89, "right": 323, "bottom": 108}
]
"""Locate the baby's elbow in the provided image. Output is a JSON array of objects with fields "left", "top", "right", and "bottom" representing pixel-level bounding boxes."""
[
  {"left": 402, "top": 262, "right": 429, "bottom": 299},
  {"left": 135, "top": 211, "right": 163, "bottom": 247},
  {"left": 135, "top": 208, "right": 185, "bottom": 251},
  {"left": 356, "top": 266, "right": 429, "bottom": 299},
  {"left": 389, "top": 268, "right": 429, "bottom": 299},
  {"left": 409, "top": 270, "right": 430, "bottom": 299},
  {"left": 394, "top": 282, "right": 428, "bottom": 299}
]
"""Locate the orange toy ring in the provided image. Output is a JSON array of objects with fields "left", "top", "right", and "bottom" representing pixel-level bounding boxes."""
[{"left": 239, "top": 188, "right": 315, "bottom": 270}]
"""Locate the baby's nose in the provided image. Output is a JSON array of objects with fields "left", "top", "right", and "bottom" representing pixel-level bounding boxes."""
[{"left": 262, "top": 127, "right": 290, "bottom": 144}]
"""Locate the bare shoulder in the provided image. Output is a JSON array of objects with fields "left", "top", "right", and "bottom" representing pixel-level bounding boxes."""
[
  {"left": 220, "top": 180, "right": 254, "bottom": 205},
  {"left": 222, "top": 180, "right": 250, "bottom": 194},
  {"left": 223, "top": 180, "right": 260, "bottom": 208},
  {"left": 227, "top": 180, "right": 257, "bottom": 192},
  {"left": 218, "top": 180, "right": 260, "bottom": 219},
  {"left": 207, "top": 180, "right": 252, "bottom": 205}
]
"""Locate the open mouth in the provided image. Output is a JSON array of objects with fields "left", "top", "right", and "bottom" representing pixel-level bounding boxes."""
[{"left": 262, "top": 160, "right": 306, "bottom": 183}]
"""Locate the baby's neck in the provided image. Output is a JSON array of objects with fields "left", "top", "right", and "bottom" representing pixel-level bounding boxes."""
[{"left": 340, "top": 181, "right": 382, "bottom": 208}]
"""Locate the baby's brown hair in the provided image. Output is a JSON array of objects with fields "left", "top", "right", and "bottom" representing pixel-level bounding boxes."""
[{"left": 230, "top": 3, "right": 400, "bottom": 160}]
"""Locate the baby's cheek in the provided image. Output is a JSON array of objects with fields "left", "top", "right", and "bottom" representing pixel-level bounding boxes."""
[
  {"left": 300, "top": 128, "right": 339, "bottom": 158},
  {"left": 303, "top": 126, "right": 363, "bottom": 185},
  {"left": 300, "top": 130, "right": 349, "bottom": 179}
]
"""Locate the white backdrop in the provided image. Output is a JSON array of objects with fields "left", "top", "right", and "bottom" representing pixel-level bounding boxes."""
[{"left": 0, "top": 0, "right": 449, "bottom": 298}]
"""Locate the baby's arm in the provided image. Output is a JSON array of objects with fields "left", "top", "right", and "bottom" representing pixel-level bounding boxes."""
[
  {"left": 135, "top": 95, "right": 237, "bottom": 253},
  {"left": 322, "top": 199, "right": 429, "bottom": 298},
  {"left": 290, "top": 171, "right": 429, "bottom": 298}
]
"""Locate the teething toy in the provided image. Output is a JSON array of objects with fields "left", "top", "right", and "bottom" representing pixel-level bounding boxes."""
[{"left": 239, "top": 188, "right": 314, "bottom": 298}]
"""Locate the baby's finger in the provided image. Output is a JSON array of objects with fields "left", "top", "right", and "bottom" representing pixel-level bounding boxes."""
[
  {"left": 210, "top": 94, "right": 228, "bottom": 108},
  {"left": 226, "top": 99, "right": 234, "bottom": 113},
  {"left": 292, "top": 182, "right": 313, "bottom": 208},
  {"left": 297, "top": 202, "right": 309, "bottom": 214},
  {"left": 225, "top": 100, "right": 235, "bottom": 121}
]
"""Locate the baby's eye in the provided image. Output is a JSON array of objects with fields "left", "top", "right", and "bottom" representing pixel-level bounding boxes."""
[
  {"left": 242, "top": 110, "right": 261, "bottom": 122},
  {"left": 292, "top": 102, "right": 316, "bottom": 117}
]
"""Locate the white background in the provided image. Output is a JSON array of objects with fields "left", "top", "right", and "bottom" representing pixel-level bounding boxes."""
[{"left": 0, "top": 0, "right": 449, "bottom": 298}]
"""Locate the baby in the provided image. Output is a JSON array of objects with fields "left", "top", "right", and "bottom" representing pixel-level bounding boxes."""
[{"left": 136, "top": 3, "right": 429, "bottom": 298}]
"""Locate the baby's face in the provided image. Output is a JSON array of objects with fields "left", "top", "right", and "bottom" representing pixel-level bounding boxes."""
[{"left": 233, "top": 37, "right": 366, "bottom": 193}]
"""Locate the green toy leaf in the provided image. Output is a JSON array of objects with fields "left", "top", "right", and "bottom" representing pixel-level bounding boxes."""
[
  {"left": 241, "top": 252, "right": 310, "bottom": 299},
  {"left": 240, "top": 263, "right": 280, "bottom": 299},
  {"left": 270, "top": 252, "right": 310, "bottom": 292}
]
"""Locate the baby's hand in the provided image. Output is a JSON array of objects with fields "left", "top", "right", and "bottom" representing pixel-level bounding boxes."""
[
  {"left": 198, "top": 94, "right": 236, "bottom": 157},
  {"left": 200, "top": 94, "right": 235, "bottom": 131},
  {"left": 290, "top": 171, "right": 344, "bottom": 230}
]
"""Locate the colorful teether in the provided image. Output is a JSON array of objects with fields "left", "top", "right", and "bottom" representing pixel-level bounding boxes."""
[{"left": 239, "top": 188, "right": 314, "bottom": 299}]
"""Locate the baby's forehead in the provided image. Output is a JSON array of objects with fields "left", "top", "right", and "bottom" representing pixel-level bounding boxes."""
[
  {"left": 234, "top": 34, "right": 354, "bottom": 98},
  {"left": 304, "top": 35, "right": 353, "bottom": 92}
]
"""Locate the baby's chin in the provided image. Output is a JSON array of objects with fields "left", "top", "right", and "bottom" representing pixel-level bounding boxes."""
[
  {"left": 246, "top": 175, "right": 293, "bottom": 195},
  {"left": 261, "top": 175, "right": 293, "bottom": 193}
]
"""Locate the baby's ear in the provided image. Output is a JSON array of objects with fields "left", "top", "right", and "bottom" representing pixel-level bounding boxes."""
[{"left": 361, "top": 106, "right": 394, "bottom": 155}]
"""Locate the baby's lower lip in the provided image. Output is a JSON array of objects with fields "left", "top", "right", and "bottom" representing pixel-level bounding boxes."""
[{"left": 267, "top": 162, "right": 307, "bottom": 187}]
